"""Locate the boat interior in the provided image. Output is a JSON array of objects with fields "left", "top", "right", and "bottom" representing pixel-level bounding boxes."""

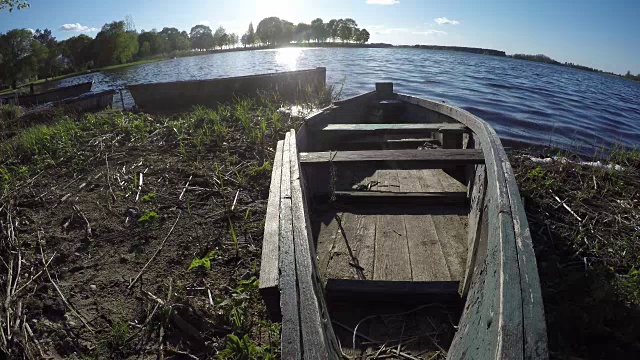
[
  {"left": 259, "top": 82, "right": 546, "bottom": 359},
  {"left": 296, "top": 84, "right": 481, "bottom": 356}
]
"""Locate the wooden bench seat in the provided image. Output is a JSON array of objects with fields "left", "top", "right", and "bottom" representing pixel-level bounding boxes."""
[
  {"left": 321, "top": 123, "right": 468, "bottom": 133},
  {"left": 300, "top": 149, "right": 484, "bottom": 169}
]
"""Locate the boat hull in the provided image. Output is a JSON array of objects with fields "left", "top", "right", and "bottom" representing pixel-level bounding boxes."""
[
  {"left": 17, "top": 81, "right": 93, "bottom": 107},
  {"left": 127, "top": 67, "right": 326, "bottom": 113}
]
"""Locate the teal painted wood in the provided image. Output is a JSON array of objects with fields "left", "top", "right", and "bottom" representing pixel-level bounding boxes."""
[{"left": 397, "top": 94, "right": 547, "bottom": 360}]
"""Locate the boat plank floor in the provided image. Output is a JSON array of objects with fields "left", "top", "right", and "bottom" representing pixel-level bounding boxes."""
[{"left": 315, "top": 168, "right": 468, "bottom": 283}]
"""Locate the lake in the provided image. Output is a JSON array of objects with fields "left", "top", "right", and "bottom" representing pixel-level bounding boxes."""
[{"left": 49, "top": 47, "right": 640, "bottom": 153}]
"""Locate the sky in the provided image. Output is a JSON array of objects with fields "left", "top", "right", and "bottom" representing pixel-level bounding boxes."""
[{"left": 1, "top": 0, "right": 639, "bottom": 74}]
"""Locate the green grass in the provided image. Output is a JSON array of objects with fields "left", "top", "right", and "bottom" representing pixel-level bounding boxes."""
[{"left": 137, "top": 210, "right": 159, "bottom": 224}]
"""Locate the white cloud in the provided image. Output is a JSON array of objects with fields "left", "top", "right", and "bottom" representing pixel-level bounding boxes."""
[
  {"left": 197, "top": 20, "right": 210, "bottom": 26},
  {"left": 366, "top": 0, "right": 400, "bottom": 5},
  {"left": 434, "top": 17, "right": 460, "bottom": 25},
  {"left": 26, "top": 28, "right": 34, "bottom": 33},
  {"left": 59, "top": 23, "right": 98, "bottom": 32},
  {"left": 413, "top": 30, "right": 447, "bottom": 36}
]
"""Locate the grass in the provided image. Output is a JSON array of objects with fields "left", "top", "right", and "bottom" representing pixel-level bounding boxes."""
[
  {"left": 0, "top": 86, "right": 334, "bottom": 359},
  {"left": 511, "top": 148, "right": 640, "bottom": 358}
]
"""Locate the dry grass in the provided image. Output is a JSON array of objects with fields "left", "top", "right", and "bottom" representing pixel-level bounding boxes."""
[
  {"left": 0, "top": 89, "right": 335, "bottom": 359},
  {"left": 511, "top": 149, "right": 640, "bottom": 359}
]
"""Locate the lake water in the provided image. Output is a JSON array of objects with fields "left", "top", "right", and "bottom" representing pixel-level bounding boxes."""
[{"left": 50, "top": 47, "right": 640, "bottom": 153}]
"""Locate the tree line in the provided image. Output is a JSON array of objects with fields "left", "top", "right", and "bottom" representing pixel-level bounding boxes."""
[
  {"left": 243, "top": 17, "right": 370, "bottom": 46},
  {"left": 0, "top": 16, "right": 370, "bottom": 88},
  {"left": 510, "top": 54, "right": 640, "bottom": 80}
]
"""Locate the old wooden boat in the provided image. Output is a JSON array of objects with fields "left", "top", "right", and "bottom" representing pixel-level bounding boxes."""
[
  {"left": 259, "top": 83, "right": 548, "bottom": 359},
  {"left": 58, "top": 89, "right": 115, "bottom": 112},
  {"left": 127, "top": 67, "right": 326, "bottom": 113},
  {"left": 16, "top": 81, "right": 93, "bottom": 107}
]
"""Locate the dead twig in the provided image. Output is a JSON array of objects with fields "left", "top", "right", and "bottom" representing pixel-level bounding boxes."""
[
  {"left": 38, "top": 233, "right": 94, "bottom": 332},
  {"left": 128, "top": 212, "right": 182, "bottom": 289},
  {"left": 552, "top": 192, "right": 583, "bottom": 221},
  {"left": 73, "top": 205, "right": 92, "bottom": 239},
  {"left": 179, "top": 175, "right": 193, "bottom": 201}
]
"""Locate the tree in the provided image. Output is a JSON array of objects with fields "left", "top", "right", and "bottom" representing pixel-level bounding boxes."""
[
  {"left": 138, "top": 30, "right": 166, "bottom": 55},
  {"left": 256, "top": 17, "right": 282, "bottom": 46},
  {"left": 338, "top": 18, "right": 358, "bottom": 43},
  {"left": 33, "top": 28, "right": 62, "bottom": 78},
  {"left": 310, "top": 18, "right": 327, "bottom": 43},
  {"left": 213, "top": 26, "right": 227, "bottom": 49},
  {"left": 159, "top": 27, "right": 190, "bottom": 52},
  {"left": 139, "top": 41, "right": 151, "bottom": 57},
  {"left": 241, "top": 34, "right": 248, "bottom": 48},
  {"left": 0, "top": 29, "right": 39, "bottom": 87},
  {"left": 190, "top": 24, "right": 214, "bottom": 50},
  {"left": 326, "top": 19, "right": 339, "bottom": 42},
  {"left": 247, "top": 22, "right": 256, "bottom": 46},
  {"left": 0, "top": 0, "right": 29, "bottom": 12},
  {"left": 60, "top": 34, "right": 93, "bottom": 70},
  {"left": 228, "top": 33, "right": 239, "bottom": 48},
  {"left": 295, "top": 23, "right": 311, "bottom": 43},
  {"left": 93, "top": 21, "right": 139, "bottom": 66},
  {"left": 354, "top": 28, "right": 370, "bottom": 44}
]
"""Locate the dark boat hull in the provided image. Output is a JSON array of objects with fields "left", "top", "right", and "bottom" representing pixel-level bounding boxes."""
[
  {"left": 17, "top": 81, "right": 93, "bottom": 107},
  {"left": 127, "top": 67, "right": 326, "bottom": 113},
  {"left": 59, "top": 90, "right": 115, "bottom": 112}
]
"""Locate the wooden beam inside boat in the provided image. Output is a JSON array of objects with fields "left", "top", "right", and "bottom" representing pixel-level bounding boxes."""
[
  {"left": 326, "top": 279, "right": 463, "bottom": 303},
  {"left": 314, "top": 190, "right": 468, "bottom": 206},
  {"left": 320, "top": 123, "right": 468, "bottom": 134},
  {"left": 300, "top": 149, "right": 484, "bottom": 168}
]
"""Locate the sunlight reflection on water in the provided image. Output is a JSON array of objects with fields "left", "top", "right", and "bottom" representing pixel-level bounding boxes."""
[{"left": 275, "top": 47, "right": 304, "bottom": 69}]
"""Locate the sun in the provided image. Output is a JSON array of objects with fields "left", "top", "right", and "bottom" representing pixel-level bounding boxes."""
[{"left": 255, "top": 0, "right": 296, "bottom": 21}]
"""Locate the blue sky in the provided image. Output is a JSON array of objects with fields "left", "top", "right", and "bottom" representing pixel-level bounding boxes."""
[{"left": 1, "top": 0, "right": 639, "bottom": 74}]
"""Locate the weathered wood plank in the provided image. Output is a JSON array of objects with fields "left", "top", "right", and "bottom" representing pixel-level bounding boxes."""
[
  {"left": 326, "top": 212, "right": 362, "bottom": 281},
  {"left": 431, "top": 213, "right": 468, "bottom": 281},
  {"left": 317, "top": 190, "right": 468, "bottom": 206},
  {"left": 314, "top": 211, "right": 341, "bottom": 285},
  {"left": 404, "top": 214, "right": 452, "bottom": 281},
  {"left": 277, "top": 133, "right": 301, "bottom": 359},
  {"left": 259, "top": 140, "right": 285, "bottom": 321},
  {"left": 321, "top": 123, "right": 468, "bottom": 133},
  {"left": 350, "top": 213, "right": 377, "bottom": 280},
  {"left": 289, "top": 129, "right": 340, "bottom": 359},
  {"left": 300, "top": 149, "right": 484, "bottom": 166},
  {"left": 501, "top": 154, "right": 549, "bottom": 358},
  {"left": 374, "top": 169, "right": 412, "bottom": 281},
  {"left": 460, "top": 165, "right": 487, "bottom": 296}
]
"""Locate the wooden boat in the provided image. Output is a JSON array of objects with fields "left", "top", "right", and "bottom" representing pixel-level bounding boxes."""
[
  {"left": 58, "top": 89, "right": 115, "bottom": 112},
  {"left": 16, "top": 81, "right": 93, "bottom": 107},
  {"left": 259, "top": 83, "right": 548, "bottom": 359},
  {"left": 127, "top": 67, "right": 326, "bottom": 113}
]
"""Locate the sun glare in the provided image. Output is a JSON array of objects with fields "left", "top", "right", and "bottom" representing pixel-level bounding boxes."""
[{"left": 275, "top": 47, "right": 303, "bottom": 69}]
